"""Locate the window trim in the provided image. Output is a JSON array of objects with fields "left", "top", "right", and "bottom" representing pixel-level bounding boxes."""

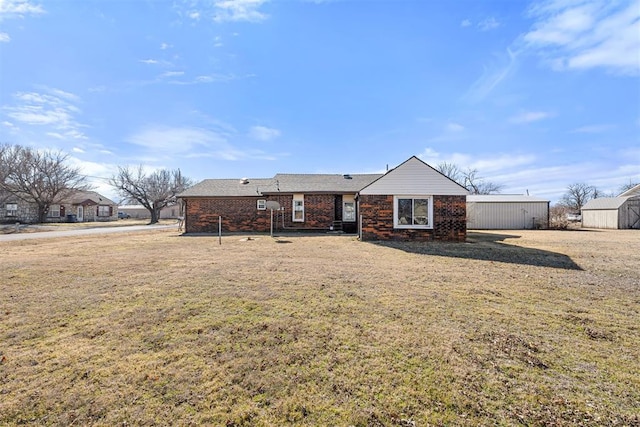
[
  {"left": 47, "top": 204, "right": 61, "bottom": 218},
  {"left": 257, "top": 199, "right": 266, "bottom": 210},
  {"left": 5, "top": 203, "right": 18, "bottom": 217},
  {"left": 292, "top": 194, "right": 304, "bottom": 222},
  {"left": 97, "top": 205, "right": 111, "bottom": 217},
  {"left": 393, "top": 195, "right": 433, "bottom": 229},
  {"left": 343, "top": 201, "right": 356, "bottom": 222}
]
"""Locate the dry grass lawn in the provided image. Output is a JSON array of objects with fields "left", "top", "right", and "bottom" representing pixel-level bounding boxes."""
[{"left": 0, "top": 228, "right": 638, "bottom": 426}]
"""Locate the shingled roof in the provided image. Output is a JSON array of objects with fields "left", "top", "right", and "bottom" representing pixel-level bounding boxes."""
[{"left": 179, "top": 174, "right": 383, "bottom": 197}]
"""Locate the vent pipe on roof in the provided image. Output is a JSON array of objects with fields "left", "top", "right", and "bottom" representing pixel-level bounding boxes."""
[
  {"left": 240, "top": 178, "right": 249, "bottom": 184},
  {"left": 343, "top": 174, "right": 352, "bottom": 179}
]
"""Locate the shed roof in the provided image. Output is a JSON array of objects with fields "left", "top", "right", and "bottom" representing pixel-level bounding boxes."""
[
  {"left": 582, "top": 197, "right": 631, "bottom": 210},
  {"left": 467, "top": 194, "right": 549, "bottom": 203}
]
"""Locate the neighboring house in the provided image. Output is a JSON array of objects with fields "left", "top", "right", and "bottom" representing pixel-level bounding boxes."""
[
  {"left": 358, "top": 156, "right": 469, "bottom": 241},
  {"left": 0, "top": 190, "right": 117, "bottom": 223},
  {"left": 581, "top": 196, "right": 640, "bottom": 229},
  {"left": 179, "top": 156, "right": 470, "bottom": 241},
  {"left": 118, "top": 204, "right": 182, "bottom": 219},
  {"left": 466, "top": 194, "right": 549, "bottom": 230}
]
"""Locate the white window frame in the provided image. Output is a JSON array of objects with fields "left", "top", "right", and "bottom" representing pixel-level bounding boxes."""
[
  {"left": 97, "top": 205, "right": 111, "bottom": 217},
  {"left": 393, "top": 196, "right": 433, "bottom": 229},
  {"left": 5, "top": 203, "right": 18, "bottom": 217},
  {"left": 292, "top": 194, "right": 304, "bottom": 222},
  {"left": 343, "top": 201, "right": 356, "bottom": 222},
  {"left": 47, "top": 204, "right": 61, "bottom": 218},
  {"left": 257, "top": 199, "right": 266, "bottom": 210}
]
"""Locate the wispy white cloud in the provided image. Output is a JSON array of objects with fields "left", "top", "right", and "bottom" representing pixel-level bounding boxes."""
[
  {"left": 0, "top": 0, "right": 45, "bottom": 19},
  {"left": 445, "top": 122, "right": 465, "bottom": 132},
  {"left": 213, "top": 0, "right": 268, "bottom": 22},
  {"left": 0, "top": 0, "right": 44, "bottom": 41},
  {"left": 160, "top": 42, "right": 172, "bottom": 50},
  {"left": 175, "top": 0, "right": 268, "bottom": 24},
  {"left": 509, "top": 111, "right": 554, "bottom": 124},
  {"left": 460, "top": 19, "right": 472, "bottom": 28},
  {"left": 248, "top": 125, "right": 281, "bottom": 141},
  {"left": 418, "top": 145, "right": 639, "bottom": 202},
  {"left": 465, "top": 48, "right": 518, "bottom": 102},
  {"left": 160, "top": 70, "right": 185, "bottom": 78},
  {"left": 140, "top": 59, "right": 160, "bottom": 65},
  {"left": 126, "top": 124, "right": 280, "bottom": 161},
  {"left": 570, "top": 124, "right": 615, "bottom": 133},
  {"left": 2, "top": 87, "right": 88, "bottom": 140},
  {"left": 523, "top": 0, "right": 640, "bottom": 75},
  {"left": 478, "top": 17, "right": 500, "bottom": 31}
]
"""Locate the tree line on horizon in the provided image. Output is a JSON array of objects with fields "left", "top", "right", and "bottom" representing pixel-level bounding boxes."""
[
  {"left": 0, "top": 144, "right": 191, "bottom": 224},
  {"left": 1, "top": 143, "right": 637, "bottom": 224}
]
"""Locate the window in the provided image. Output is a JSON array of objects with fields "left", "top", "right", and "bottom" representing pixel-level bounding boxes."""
[
  {"left": 293, "top": 194, "right": 304, "bottom": 222},
  {"left": 257, "top": 199, "right": 266, "bottom": 210},
  {"left": 5, "top": 203, "right": 17, "bottom": 217},
  {"left": 97, "top": 205, "right": 111, "bottom": 217},
  {"left": 47, "top": 205, "right": 60, "bottom": 218},
  {"left": 394, "top": 196, "right": 432, "bottom": 229},
  {"left": 343, "top": 201, "right": 356, "bottom": 222}
]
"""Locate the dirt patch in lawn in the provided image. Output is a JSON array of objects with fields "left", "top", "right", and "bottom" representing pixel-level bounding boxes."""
[{"left": 0, "top": 229, "right": 638, "bottom": 425}]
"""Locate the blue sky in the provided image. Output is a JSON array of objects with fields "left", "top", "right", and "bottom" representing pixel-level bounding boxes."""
[{"left": 1, "top": 0, "right": 639, "bottom": 203}]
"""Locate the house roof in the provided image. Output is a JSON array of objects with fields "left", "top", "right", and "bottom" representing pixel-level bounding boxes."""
[
  {"left": 619, "top": 183, "right": 640, "bottom": 197},
  {"left": 467, "top": 194, "right": 549, "bottom": 203},
  {"left": 359, "top": 156, "right": 469, "bottom": 196},
  {"left": 267, "top": 173, "right": 382, "bottom": 194},
  {"left": 582, "top": 196, "right": 631, "bottom": 210},
  {"left": 179, "top": 178, "right": 277, "bottom": 197},
  {"left": 179, "top": 174, "right": 382, "bottom": 197},
  {"left": 67, "top": 190, "right": 116, "bottom": 206}
]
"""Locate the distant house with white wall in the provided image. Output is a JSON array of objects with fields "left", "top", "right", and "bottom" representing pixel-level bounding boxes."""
[{"left": 118, "top": 204, "right": 182, "bottom": 219}]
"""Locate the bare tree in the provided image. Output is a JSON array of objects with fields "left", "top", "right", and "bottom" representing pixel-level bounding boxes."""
[
  {"left": 110, "top": 166, "right": 192, "bottom": 224},
  {"left": 435, "top": 162, "right": 462, "bottom": 184},
  {"left": 619, "top": 180, "right": 640, "bottom": 194},
  {"left": 461, "top": 168, "right": 504, "bottom": 195},
  {"left": 0, "top": 144, "right": 90, "bottom": 222},
  {"left": 0, "top": 143, "right": 11, "bottom": 204},
  {"left": 435, "top": 162, "right": 503, "bottom": 194},
  {"left": 560, "top": 183, "right": 595, "bottom": 211}
]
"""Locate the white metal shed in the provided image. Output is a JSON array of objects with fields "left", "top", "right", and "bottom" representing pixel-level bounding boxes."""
[
  {"left": 581, "top": 196, "right": 640, "bottom": 229},
  {"left": 466, "top": 195, "right": 549, "bottom": 230}
]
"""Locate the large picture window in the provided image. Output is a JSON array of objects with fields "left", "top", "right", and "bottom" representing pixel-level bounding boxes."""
[
  {"left": 97, "top": 205, "right": 111, "bottom": 217},
  {"left": 47, "top": 205, "right": 61, "bottom": 218},
  {"left": 394, "top": 196, "right": 432, "bottom": 229}
]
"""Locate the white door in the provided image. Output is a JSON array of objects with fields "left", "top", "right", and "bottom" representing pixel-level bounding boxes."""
[{"left": 77, "top": 206, "right": 84, "bottom": 222}]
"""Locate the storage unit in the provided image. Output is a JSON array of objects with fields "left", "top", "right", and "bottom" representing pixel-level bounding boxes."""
[
  {"left": 581, "top": 196, "right": 640, "bottom": 229},
  {"left": 466, "top": 195, "right": 549, "bottom": 230}
]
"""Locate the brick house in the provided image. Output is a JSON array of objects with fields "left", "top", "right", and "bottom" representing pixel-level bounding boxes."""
[
  {"left": 0, "top": 190, "right": 118, "bottom": 223},
  {"left": 179, "top": 173, "right": 381, "bottom": 234},
  {"left": 359, "top": 156, "right": 469, "bottom": 241},
  {"left": 179, "top": 156, "right": 469, "bottom": 241}
]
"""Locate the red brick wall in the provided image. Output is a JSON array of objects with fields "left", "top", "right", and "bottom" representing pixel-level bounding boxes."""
[
  {"left": 183, "top": 194, "right": 339, "bottom": 233},
  {"left": 359, "top": 195, "right": 466, "bottom": 242}
]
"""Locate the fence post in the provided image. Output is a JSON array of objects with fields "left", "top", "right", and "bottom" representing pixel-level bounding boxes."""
[{"left": 218, "top": 215, "right": 222, "bottom": 245}]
